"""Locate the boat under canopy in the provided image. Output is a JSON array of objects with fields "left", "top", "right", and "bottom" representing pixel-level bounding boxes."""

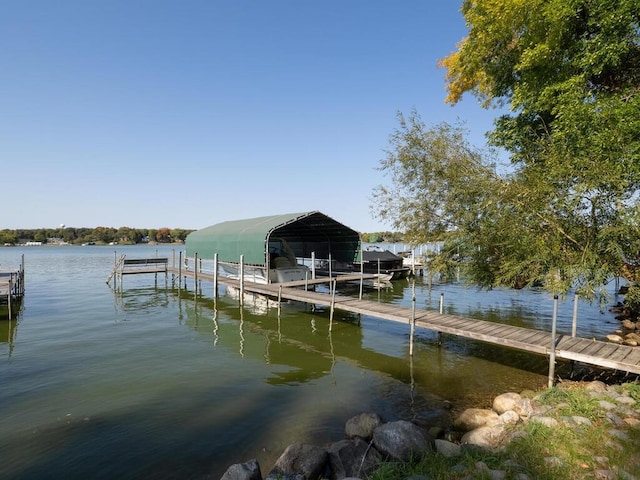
[
  {"left": 185, "top": 211, "right": 362, "bottom": 283},
  {"left": 355, "top": 248, "right": 410, "bottom": 280}
]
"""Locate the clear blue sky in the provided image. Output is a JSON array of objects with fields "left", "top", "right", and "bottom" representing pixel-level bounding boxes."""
[{"left": 2, "top": 1, "right": 500, "bottom": 232}]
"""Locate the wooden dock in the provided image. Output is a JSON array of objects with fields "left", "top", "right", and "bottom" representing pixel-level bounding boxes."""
[
  {"left": 0, "top": 255, "right": 25, "bottom": 319},
  {"left": 106, "top": 255, "right": 169, "bottom": 287},
  {"left": 177, "top": 268, "right": 640, "bottom": 377},
  {"left": 112, "top": 257, "right": 640, "bottom": 377}
]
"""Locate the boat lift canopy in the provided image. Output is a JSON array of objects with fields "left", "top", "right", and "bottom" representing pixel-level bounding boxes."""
[{"left": 185, "top": 211, "right": 362, "bottom": 265}]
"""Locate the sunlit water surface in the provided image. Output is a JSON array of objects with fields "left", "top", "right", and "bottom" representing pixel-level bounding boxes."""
[{"left": 0, "top": 245, "right": 624, "bottom": 479}]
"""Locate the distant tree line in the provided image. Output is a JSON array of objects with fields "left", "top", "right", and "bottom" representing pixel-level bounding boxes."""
[
  {"left": 1, "top": 227, "right": 408, "bottom": 247},
  {"left": 0, "top": 227, "right": 193, "bottom": 246},
  {"left": 360, "top": 231, "right": 406, "bottom": 243}
]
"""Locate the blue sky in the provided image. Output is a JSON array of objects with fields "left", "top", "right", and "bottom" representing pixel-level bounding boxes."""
[{"left": 2, "top": 1, "right": 500, "bottom": 232}]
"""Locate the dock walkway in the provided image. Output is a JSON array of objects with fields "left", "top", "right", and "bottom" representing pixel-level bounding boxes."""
[
  {"left": 110, "top": 257, "right": 640, "bottom": 377},
  {"left": 0, "top": 256, "right": 25, "bottom": 319},
  {"left": 106, "top": 256, "right": 169, "bottom": 286},
  {"left": 176, "top": 267, "right": 640, "bottom": 376}
]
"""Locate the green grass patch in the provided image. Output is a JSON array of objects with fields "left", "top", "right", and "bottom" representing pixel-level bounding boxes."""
[
  {"left": 622, "top": 382, "right": 640, "bottom": 403},
  {"left": 368, "top": 383, "right": 639, "bottom": 480}
]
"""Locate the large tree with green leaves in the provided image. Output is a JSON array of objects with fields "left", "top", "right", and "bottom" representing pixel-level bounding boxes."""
[{"left": 374, "top": 0, "right": 640, "bottom": 304}]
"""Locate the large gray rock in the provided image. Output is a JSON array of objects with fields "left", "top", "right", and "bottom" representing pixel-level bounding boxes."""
[
  {"left": 372, "top": 420, "right": 433, "bottom": 461},
  {"left": 268, "top": 443, "right": 328, "bottom": 480},
  {"left": 220, "top": 459, "right": 262, "bottom": 480},
  {"left": 434, "top": 438, "right": 461, "bottom": 457},
  {"left": 514, "top": 397, "right": 534, "bottom": 418},
  {"left": 461, "top": 425, "right": 506, "bottom": 449},
  {"left": 454, "top": 408, "right": 500, "bottom": 431},
  {"left": 327, "top": 438, "right": 382, "bottom": 480},
  {"left": 345, "top": 412, "right": 383, "bottom": 440},
  {"left": 493, "top": 392, "right": 522, "bottom": 414},
  {"left": 585, "top": 380, "right": 607, "bottom": 392},
  {"left": 529, "top": 416, "right": 559, "bottom": 428},
  {"left": 499, "top": 410, "right": 520, "bottom": 425}
]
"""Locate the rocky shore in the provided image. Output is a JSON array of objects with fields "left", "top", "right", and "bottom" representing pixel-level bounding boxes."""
[
  {"left": 221, "top": 380, "right": 639, "bottom": 480},
  {"left": 608, "top": 301, "right": 640, "bottom": 347}
]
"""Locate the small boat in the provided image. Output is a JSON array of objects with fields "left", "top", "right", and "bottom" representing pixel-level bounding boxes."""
[
  {"left": 220, "top": 238, "right": 311, "bottom": 284},
  {"left": 353, "top": 247, "right": 410, "bottom": 280}
]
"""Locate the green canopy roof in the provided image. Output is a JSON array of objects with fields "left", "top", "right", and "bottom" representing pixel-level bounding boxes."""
[{"left": 185, "top": 211, "right": 362, "bottom": 265}]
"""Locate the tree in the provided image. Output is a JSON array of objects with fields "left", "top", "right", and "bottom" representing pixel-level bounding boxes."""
[
  {"left": 440, "top": 0, "right": 640, "bottom": 302},
  {"left": 440, "top": 0, "right": 639, "bottom": 188},
  {"left": 372, "top": 112, "right": 526, "bottom": 288},
  {"left": 170, "top": 228, "right": 191, "bottom": 242},
  {"left": 0, "top": 230, "right": 19, "bottom": 245},
  {"left": 373, "top": 106, "right": 639, "bottom": 303},
  {"left": 116, "top": 226, "right": 134, "bottom": 244},
  {"left": 373, "top": 0, "right": 640, "bottom": 303},
  {"left": 33, "top": 229, "right": 47, "bottom": 243},
  {"left": 156, "top": 228, "right": 172, "bottom": 243}
]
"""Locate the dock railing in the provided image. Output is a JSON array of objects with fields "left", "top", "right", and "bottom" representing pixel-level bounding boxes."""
[
  {"left": 0, "top": 254, "right": 25, "bottom": 319},
  {"left": 107, "top": 254, "right": 169, "bottom": 289}
]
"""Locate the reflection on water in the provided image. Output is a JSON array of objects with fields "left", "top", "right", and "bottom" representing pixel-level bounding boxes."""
[
  {"left": 0, "top": 245, "right": 627, "bottom": 479},
  {"left": 0, "top": 316, "right": 19, "bottom": 357}
]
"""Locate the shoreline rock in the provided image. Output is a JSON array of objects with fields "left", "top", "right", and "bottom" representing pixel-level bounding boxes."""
[
  {"left": 609, "top": 300, "right": 640, "bottom": 347},
  {"left": 221, "top": 380, "right": 639, "bottom": 480}
]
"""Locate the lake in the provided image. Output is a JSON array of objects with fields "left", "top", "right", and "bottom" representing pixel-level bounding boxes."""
[{"left": 0, "top": 244, "right": 625, "bottom": 479}]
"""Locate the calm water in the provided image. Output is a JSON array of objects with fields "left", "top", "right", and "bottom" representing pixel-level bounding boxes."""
[{"left": 0, "top": 245, "right": 624, "bottom": 479}]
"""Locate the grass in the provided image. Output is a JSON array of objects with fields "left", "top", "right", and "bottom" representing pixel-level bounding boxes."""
[{"left": 367, "top": 382, "right": 640, "bottom": 480}]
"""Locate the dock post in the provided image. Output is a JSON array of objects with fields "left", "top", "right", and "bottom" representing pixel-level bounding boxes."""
[
  {"left": 194, "top": 253, "right": 199, "bottom": 299},
  {"left": 311, "top": 251, "right": 316, "bottom": 279},
  {"left": 410, "top": 280, "right": 416, "bottom": 356},
  {"left": 20, "top": 254, "right": 25, "bottom": 293},
  {"left": 7, "top": 280, "right": 11, "bottom": 319},
  {"left": 329, "top": 279, "right": 336, "bottom": 331},
  {"left": 112, "top": 251, "right": 118, "bottom": 289},
  {"left": 171, "top": 249, "right": 176, "bottom": 287},
  {"left": 239, "top": 255, "right": 244, "bottom": 306},
  {"left": 165, "top": 254, "right": 168, "bottom": 287},
  {"left": 278, "top": 285, "right": 282, "bottom": 317},
  {"left": 178, "top": 251, "right": 182, "bottom": 293},
  {"left": 572, "top": 293, "right": 578, "bottom": 337},
  {"left": 359, "top": 253, "right": 364, "bottom": 300},
  {"left": 183, "top": 254, "right": 188, "bottom": 289},
  {"left": 548, "top": 295, "right": 559, "bottom": 388},
  {"left": 213, "top": 253, "right": 218, "bottom": 298},
  {"left": 438, "top": 292, "right": 444, "bottom": 346}
]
